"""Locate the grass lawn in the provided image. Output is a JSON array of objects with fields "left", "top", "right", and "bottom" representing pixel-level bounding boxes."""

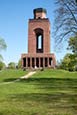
[{"left": 0, "top": 69, "right": 77, "bottom": 115}]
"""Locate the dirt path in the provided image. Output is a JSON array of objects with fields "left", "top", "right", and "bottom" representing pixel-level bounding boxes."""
[
  {"left": 20, "top": 71, "right": 36, "bottom": 79},
  {"left": 0, "top": 71, "right": 36, "bottom": 85}
]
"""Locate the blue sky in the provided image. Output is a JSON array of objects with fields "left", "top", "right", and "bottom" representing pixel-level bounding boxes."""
[{"left": 0, "top": 0, "right": 68, "bottom": 65}]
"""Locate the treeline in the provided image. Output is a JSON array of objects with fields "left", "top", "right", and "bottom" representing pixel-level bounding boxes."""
[
  {"left": 0, "top": 59, "right": 22, "bottom": 70},
  {"left": 57, "top": 35, "right": 77, "bottom": 71}
]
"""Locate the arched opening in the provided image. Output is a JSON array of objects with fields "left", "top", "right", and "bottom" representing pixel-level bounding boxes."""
[
  {"left": 34, "top": 28, "right": 43, "bottom": 53},
  {"left": 37, "top": 34, "right": 43, "bottom": 53},
  {"left": 38, "top": 35, "right": 42, "bottom": 49}
]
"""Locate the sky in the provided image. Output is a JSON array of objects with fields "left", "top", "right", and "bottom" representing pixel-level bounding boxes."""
[{"left": 0, "top": 0, "right": 69, "bottom": 65}]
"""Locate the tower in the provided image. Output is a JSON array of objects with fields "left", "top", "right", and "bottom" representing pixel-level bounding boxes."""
[
  {"left": 21, "top": 8, "right": 56, "bottom": 69},
  {"left": 28, "top": 8, "right": 50, "bottom": 54}
]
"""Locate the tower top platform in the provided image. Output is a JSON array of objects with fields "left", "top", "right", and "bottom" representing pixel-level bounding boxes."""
[
  {"left": 33, "top": 8, "right": 47, "bottom": 19},
  {"left": 33, "top": 8, "right": 47, "bottom": 14}
]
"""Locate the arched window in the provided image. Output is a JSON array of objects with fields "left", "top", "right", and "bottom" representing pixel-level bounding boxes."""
[
  {"left": 34, "top": 28, "right": 43, "bottom": 53},
  {"left": 38, "top": 35, "right": 42, "bottom": 49}
]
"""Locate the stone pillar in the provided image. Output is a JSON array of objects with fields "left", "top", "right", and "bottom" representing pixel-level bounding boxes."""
[
  {"left": 39, "top": 58, "right": 40, "bottom": 68},
  {"left": 34, "top": 57, "right": 36, "bottom": 68},
  {"left": 26, "top": 57, "right": 28, "bottom": 68},
  {"left": 48, "top": 57, "right": 49, "bottom": 67},
  {"left": 26, "top": 57, "right": 27, "bottom": 68},
  {"left": 43, "top": 57, "right": 45, "bottom": 68},
  {"left": 30, "top": 57, "right": 32, "bottom": 68}
]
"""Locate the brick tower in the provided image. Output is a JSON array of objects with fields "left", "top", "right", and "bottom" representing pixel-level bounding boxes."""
[{"left": 21, "top": 8, "right": 56, "bottom": 69}]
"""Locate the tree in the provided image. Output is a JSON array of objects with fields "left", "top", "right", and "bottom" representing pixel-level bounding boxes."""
[
  {"left": 60, "top": 54, "right": 71, "bottom": 70},
  {"left": 18, "top": 59, "right": 22, "bottom": 69},
  {"left": 60, "top": 34, "right": 77, "bottom": 71},
  {"left": 60, "top": 53, "right": 77, "bottom": 71},
  {"left": 67, "top": 34, "right": 77, "bottom": 54},
  {"left": 0, "top": 37, "right": 7, "bottom": 60},
  {"left": 54, "top": 0, "right": 77, "bottom": 46},
  {"left": 0, "top": 61, "right": 6, "bottom": 70},
  {"left": 8, "top": 62, "right": 16, "bottom": 69}
]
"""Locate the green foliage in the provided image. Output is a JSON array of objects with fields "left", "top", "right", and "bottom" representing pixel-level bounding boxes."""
[
  {"left": 60, "top": 53, "right": 77, "bottom": 71},
  {"left": 0, "top": 61, "right": 6, "bottom": 70},
  {"left": 0, "top": 37, "right": 7, "bottom": 51},
  {"left": 8, "top": 62, "right": 16, "bottom": 69},
  {"left": 0, "top": 54, "right": 3, "bottom": 61},
  {"left": 18, "top": 59, "right": 22, "bottom": 69},
  {"left": 59, "top": 34, "right": 77, "bottom": 71},
  {"left": 60, "top": 54, "right": 70, "bottom": 70},
  {"left": 67, "top": 34, "right": 77, "bottom": 54},
  {"left": 0, "top": 37, "right": 7, "bottom": 61}
]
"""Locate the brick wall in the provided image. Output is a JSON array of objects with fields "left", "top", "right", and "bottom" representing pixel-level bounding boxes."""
[{"left": 28, "top": 19, "right": 50, "bottom": 54}]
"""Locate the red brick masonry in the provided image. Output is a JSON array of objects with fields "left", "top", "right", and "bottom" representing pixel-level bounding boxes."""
[
  {"left": 21, "top": 8, "right": 56, "bottom": 69},
  {"left": 21, "top": 53, "right": 56, "bottom": 69}
]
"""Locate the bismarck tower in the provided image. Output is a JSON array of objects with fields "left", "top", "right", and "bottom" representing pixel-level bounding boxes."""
[{"left": 21, "top": 8, "right": 56, "bottom": 69}]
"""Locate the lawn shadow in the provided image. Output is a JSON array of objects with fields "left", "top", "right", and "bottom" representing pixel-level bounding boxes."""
[
  {"left": 3, "top": 77, "right": 77, "bottom": 90},
  {"left": 19, "top": 77, "right": 77, "bottom": 83},
  {"left": 19, "top": 77, "right": 77, "bottom": 86},
  {"left": 18, "top": 77, "right": 77, "bottom": 93},
  {"left": 9, "top": 93, "right": 77, "bottom": 109},
  {"left": 3, "top": 78, "right": 18, "bottom": 82}
]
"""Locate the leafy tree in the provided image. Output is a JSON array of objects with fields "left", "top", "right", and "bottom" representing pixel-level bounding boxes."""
[
  {"left": 60, "top": 53, "right": 77, "bottom": 71},
  {"left": 8, "top": 62, "right": 16, "bottom": 69},
  {"left": 0, "top": 61, "right": 6, "bottom": 70},
  {"left": 0, "top": 55, "right": 3, "bottom": 61},
  {"left": 60, "top": 54, "right": 71, "bottom": 70},
  {"left": 0, "top": 37, "right": 7, "bottom": 60},
  {"left": 54, "top": 0, "right": 77, "bottom": 46},
  {"left": 60, "top": 34, "right": 77, "bottom": 71},
  {"left": 67, "top": 34, "right": 77, "bottom": 54}
]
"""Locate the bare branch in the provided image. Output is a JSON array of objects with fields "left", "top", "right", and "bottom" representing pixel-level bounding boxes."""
[{"left": 53, "top": 0, "right": 77, "bottom": 48}]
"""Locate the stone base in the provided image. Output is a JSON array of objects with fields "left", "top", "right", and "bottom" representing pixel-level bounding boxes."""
[{"left": 21, "top": 53, "right": 56, "bottom": 69}]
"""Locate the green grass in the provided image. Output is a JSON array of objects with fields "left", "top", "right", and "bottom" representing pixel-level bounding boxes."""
[
  {"left": 0, "top": 69, "right": 77, "bottom": 115},
  {"left": 0, "top": 69, "right": 27, "bottom": 82}
]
